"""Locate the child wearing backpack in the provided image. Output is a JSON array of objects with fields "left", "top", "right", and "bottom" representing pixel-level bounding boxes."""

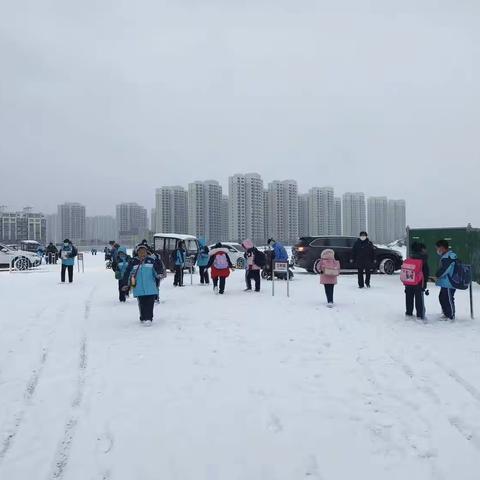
[
  {"left": 196, "top": 240, "right": 210, "bottom": 285},
  {"left": 173, "top": 241, "right": 186, "bottom": 287},
  {"left": 114, "top": 246, "right": 131, "bottom": 302},
  {"left": 242, "top": 239, "right": 266, "bottom": 292},
  {"left": 207, "top": 242, "right": 233, "bottom": 295},
  {"left": 401, "top": 242, "right": 429, "bottom": 320},
  {"left": 315, "top": 249, "right": 340, "bottom": 307},
  {"left": 435, "top": 239, "right": 459, "bottom": 321}
]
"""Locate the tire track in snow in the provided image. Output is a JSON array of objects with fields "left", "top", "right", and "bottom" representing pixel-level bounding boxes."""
[
  {"left": 49, "top": 288, "right": 95, "bottom": 480},
  {"left": 330, "top": 308, "right": 444, "bottom": 475},
  {"left": 0, "top": 349, "right": 48, "bottom": 462},
  {"left": 433, "top": 359, "right": 480, "bottom": 404},
  {"left": 0, "top": 304, "right": 67, "bottom": 464}
]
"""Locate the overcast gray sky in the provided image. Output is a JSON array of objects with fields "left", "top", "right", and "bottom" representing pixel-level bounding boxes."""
[{"left": 1, "top": 0, "right": 479, "bottom": 227}]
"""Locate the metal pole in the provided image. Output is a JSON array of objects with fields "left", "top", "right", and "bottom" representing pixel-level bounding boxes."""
[
  {"left": 470, "top": 281, "right": 474, "bottom": 320},
  {"left": 287, "top": 268, "right": 290, "bottom": 298},
  {"left": 272, "top": 266, "right": 275, "bottom": 297}
]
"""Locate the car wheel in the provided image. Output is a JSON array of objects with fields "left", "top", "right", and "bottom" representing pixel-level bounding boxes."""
[
  {"left": 13, "top": 257, "right": 29, "bottom": 271},
  {"left": 236, "top": 258, "right": 245, "bottom": 269},
  {"left": 379, "top": 258, "right": 395, "bottom": 275}
]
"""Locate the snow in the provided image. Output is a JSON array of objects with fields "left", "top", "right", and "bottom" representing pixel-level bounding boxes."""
[
  {"left": 1, "top": 255, "right": 480, "bottom": 480},
  {"left": 154, "top": 233, "right": 197, "bottom": 241}
]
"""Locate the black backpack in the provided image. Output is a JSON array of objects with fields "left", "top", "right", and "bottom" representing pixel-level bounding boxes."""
[
  {"left": 449, "top": 260, "right": 472, "bottom": 290},
  {"left": 254, "top": 249, "right": 267, "bottom": 268}
]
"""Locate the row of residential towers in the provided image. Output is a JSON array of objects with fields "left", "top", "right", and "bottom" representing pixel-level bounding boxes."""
[{"left": 153, "top": 174, "right": 406, "bottom": 246}]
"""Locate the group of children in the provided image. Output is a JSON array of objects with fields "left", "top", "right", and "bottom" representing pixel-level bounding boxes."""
[
  {"left": 314, "top": 237, "right": 464, "bottom": 322},
  {"left": 105, "top": 234, "right": 464, "bottom": 324}
]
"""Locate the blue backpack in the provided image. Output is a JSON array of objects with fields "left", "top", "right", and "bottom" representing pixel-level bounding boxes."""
[{"left": 449, "top": 260, "right": 472, "bottom": 290}]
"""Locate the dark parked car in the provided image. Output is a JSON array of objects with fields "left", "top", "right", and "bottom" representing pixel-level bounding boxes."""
[{"left": 292, "top": 236, "right": 403, "bottom": 275}]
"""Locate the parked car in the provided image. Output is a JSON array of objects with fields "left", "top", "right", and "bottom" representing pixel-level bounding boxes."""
[
  {"left": 208, "top": 242, "right": 246, "bottom": 269},
  {"left": 0, "top": 243, "right": 42, "bottom": 270},
  {"left": 292, "top": 236, "right": 403, "bottom": 275},
  {"left": 153, "top": 233, "right": 200, "bottom": 272}
]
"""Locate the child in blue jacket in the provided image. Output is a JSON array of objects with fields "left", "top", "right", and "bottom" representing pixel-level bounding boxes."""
[
  {"left": 123, "top": 245, "right": 165, "bottom": 323},
  {"left": 435, "top": 239, "right": 458, "bottom": 321},
  {"left": 113, "top": 246, "right": 131, "bottom": 302},
  {"left": 197, "top": 240, "right": 210, "bottom": 285}
]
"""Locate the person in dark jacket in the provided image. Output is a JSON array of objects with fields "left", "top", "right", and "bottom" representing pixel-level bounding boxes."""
[
  {"left": 352, "top": 231, "right": 375, "bottom": 288},
  {"left": 405, "top": 242, "right": 430, "bottom": 320},
  {"left": 173, "top": 241, "right": 187, "bottom": 287},
  {"left": 242, "top": 239, "right": 262, "bottom": 292},
  {"left": 58, "top": 239, "right": 77, "bottom": 283},
  {"left": 45, "top": 242, "right": 58, "bottom": 264},
  {"left": 114, "top": 246, "right": 131, "bottom": 302},
  {"left": 122, "top": 244, "right": 165, "bottom": 323}
]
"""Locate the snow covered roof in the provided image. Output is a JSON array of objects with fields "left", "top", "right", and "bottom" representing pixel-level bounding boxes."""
[{"left": 154, "top": 233, "right": 197, "bottom": 241}]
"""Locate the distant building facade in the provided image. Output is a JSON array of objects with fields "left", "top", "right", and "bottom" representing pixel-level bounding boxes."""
[
  {"left": 155, "top": 186, "right": 188, "bottom": 234},
  {"left": 116, "top": 203, "right": 148, "bottom": 246},
  {"left": 367, "top": 196, "right": 389, "bottom": 244},
  {"left": 0, "top": 208, "right": 46, "bottom": 244},
  {"left": 342, "top": 192, "right": 367, "bottom": 237},
  {"left": 58, "top": 202, "right": 85, "bottom": 243}
]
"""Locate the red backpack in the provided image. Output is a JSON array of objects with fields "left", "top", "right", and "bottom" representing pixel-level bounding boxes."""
[{"left": 400, "top": 258, "right": 424, "bottom": 286}]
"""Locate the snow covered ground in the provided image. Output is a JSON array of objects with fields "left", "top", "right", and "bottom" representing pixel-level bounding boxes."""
[{"left": 1, "top": 254, "right": 480, "bottom": 480}]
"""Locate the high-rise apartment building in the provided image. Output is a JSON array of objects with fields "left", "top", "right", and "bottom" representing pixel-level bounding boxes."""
[
  {"left": 58, "top": 202, "right": 86, "bottom": 243},
  {"left": 46, "top": 213, "right": 59, "bottom": 243},
  {"left": 228, "top": 173, "right": 265, "bottom": 245},
  {"left": 266, "top": 180, "right": 298, "bottom": 245},
  {"left": 221, "top": 195, "right": 229, "bottom": 242},
  {"left": 367, "top": 196, "right": 389, "bottom": 244},
  {"left": 388, "top": 199, "right": 406, "bottom": 242},
  {"left": 335, "top": 197, "right": 342, "bottom": 235},
  {"left": 298, "top": 193, "right": 310, "bottom": 237},
  {"left": 342, "top": 192, "right": 367, "bottom": 237},
  {"left": 116, "top": 203, "right": 148, "bottom": 245},
  {"left": 155, "top": 186, "right": 188, "bottom": 234},
  {"left": 85, "top": 215, "right": 116, "bottom": 243},
  {"left": 309, "top": 187, "right": 335, "bottom": 236},
  {"left": 188, "top": 180, "right": 222, "bottom": 243}
]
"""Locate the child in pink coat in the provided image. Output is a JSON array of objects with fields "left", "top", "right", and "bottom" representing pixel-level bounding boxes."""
[{"left": 316, "top": 249, "right": 340, "bottom": 307}]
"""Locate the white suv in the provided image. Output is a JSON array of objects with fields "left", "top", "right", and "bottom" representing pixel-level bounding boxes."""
[{"left": 0, "top": 243, "right": 41, "bottom": 270}]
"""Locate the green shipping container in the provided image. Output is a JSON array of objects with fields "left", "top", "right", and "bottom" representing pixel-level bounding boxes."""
[{"left": 407, "top": 225, "right": 480, "bottom": 284}]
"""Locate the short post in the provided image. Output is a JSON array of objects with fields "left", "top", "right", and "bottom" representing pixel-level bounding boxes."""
[
  {"left": 272, "top": 261, "right": 290, "bottom": 298},
  {"left": 185, "top": 256, "right": 194, "bottom": 285},
  {"left": 77, "top": 252, "right": 84, "bottom": 273}
]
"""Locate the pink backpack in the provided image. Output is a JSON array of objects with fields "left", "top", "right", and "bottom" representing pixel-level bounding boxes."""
[
  {"left": 400, "top": 258, "right": 424, "bottom": 286},
  {"left": 213, "top": 253, "right": 229, "bottom": 269},
  {"left": 315, "top": 258, "right": 340, "bottom": 276}
]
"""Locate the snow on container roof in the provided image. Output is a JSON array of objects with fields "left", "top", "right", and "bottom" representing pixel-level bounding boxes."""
[{"left": 153, "top": 233, "right": 197, "bottom": 240}]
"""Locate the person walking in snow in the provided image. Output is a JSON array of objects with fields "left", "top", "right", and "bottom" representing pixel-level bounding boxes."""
[
  {"left": 172, "top": 240, "right": 186, "bottom": 287},
  {"left": 435, "top": 239, "right": 457, "bottom": 321},
  {"left": 241, "top": 239, "right": 265, "bottom": 292},
  {"left": 196, "top": 240, "right": 210, "bottom": 285},
  {"left": 58, "top": 239, "right": 77, "bottom": 283},
  {"left": 402, "top": 242, "right": 429, "bottom": 320},
  {"left": 122, "top": 244, "right": 165, "bottom": 324},
  {"left": 113, "top": 246, "right": 131, "bottom": 302},
  {"left": 207, "top": 242, "right": 233, "bottom": 295},
  {"left": 352, "top": 231, "right": 375, "bottom": 288},
  {"left": 316, "top": 249, "right": 340, "bottom": 307}
]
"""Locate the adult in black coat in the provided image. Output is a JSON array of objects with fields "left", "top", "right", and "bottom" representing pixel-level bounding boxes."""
[{"left": 352, "top": 231, "right": 375, "bottom": 288}]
